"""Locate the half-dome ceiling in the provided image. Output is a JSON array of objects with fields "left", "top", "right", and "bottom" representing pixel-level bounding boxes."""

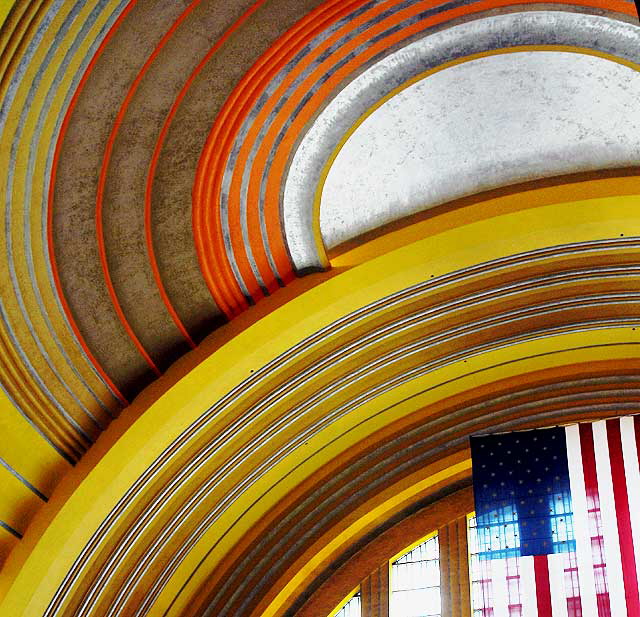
[
  {"left": 288, "top": 11, "right": 640, "bottom": 261},
  {"left": 320, "top": 49, "right": 640, "bottom": 248}
]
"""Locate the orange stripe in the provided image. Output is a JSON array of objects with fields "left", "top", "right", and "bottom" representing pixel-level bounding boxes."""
[
  {"left": 223, "top": 0, "right": 369, "bottom": 296},
  {"left": 239, "top": 0, "right": 418, "bottom": 283},
  {"left": 193, "top": 0, "right": 365, "bottom": 310},
  {"left": 47, "top": 1, "right": 139, "bottom": 406},
  {"left": 192, "top": 0, "right": 324, "bottom": 310},
  {"left": 146, "top": 1, "right": 269, "bottom": 325},
  {"left": 195, "top": 0, "right": 636, "bottom": 310},
  {"left": 263, "top": 0, "right": 476, "bottom": 276}
]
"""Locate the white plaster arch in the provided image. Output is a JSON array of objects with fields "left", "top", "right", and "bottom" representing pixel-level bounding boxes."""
[
  {"left": 320, "top": 51, "right": 640, "bottom": 248},
  {"left": 282, "top": 11, "right": 640, "bottom": 270}
]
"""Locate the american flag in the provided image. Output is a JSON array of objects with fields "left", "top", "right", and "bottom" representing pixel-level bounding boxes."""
[{"left": 470, "top": 416, "right": 640, "bottom": 617}]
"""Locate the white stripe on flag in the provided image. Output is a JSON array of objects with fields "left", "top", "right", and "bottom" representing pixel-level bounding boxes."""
[
  {"left": 548, "top": 553, "right": 569, "bottom": 617},
  {"left": 519, "top": 556, "right": 538, "bottom": 617},
  {"left": 592, "top": 420, "right": 627, "bottom": 617},
  {"left": 565, "top": 424, "right": 598, "bottom": 617},
  {"left": 620, "top": 416, "right": 640, "bottom": 596},
  {"left": 490, "top": 559, "right": 510, "bottom": 617}
]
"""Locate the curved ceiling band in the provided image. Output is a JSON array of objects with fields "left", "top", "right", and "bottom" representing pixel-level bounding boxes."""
[
  {"left": 320, "top": 49, "right": 640, "bottom": 249},
  {"left": 142, "top": 0, "right": 270, "bottom": 348},
  {"left": 24, "top": 0, "right": 131, "bottom": 418},
  {"left": 52, "top": 0, "right": 262, "bottom": 380},
  {"left": 295, "top": 487, "right": 474, "bottom": 617},
  {"left": 145, "top": 0, "right": 269, "bottom": 323},
  {"left": 49, "top": 0, "right": 334, "bottom": 397},
  {"left": 0, "top": 0, "right": 142, "bottom": 566},
  {"left": 1, "top": 190, "right": 638, "bottom": 616},
  {"left": 26, "top": 0, "right": 639, "bottom": 412},
  {"left": 47, "top": 0, "right": 137, "bottom": 404},
  {"left": 193, "top": 1, "right": 638, "bottom": 314},
  {"left": 45, "top": 0, "right": 301, "bottom": 402},
  {"left": 193, "top": 0, "right": 368, "bottom": 313},
  {"left": 220, "top": 369, "right": 640, "bottom": 617},
  {"left": 48, "top": 0, "right": 269, "bottom": 395},
  {"left": 37, "top": 327, "right": 640, "bottom": 612},
  {"left": 92, "top": 0, "right": 202, "bottom": 374},
  {"left": 0, "top": 0, "right": 133, "bottom": 463}
]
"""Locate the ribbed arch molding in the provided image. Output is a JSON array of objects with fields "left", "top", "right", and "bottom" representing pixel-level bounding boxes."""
[
  {"left": 1, "top": 191, "right": 639, "bottom": 616},
  {"left": 284, "top": 11, "right": 640, "bottom": 269},
  {"left": 0, "top": 0, "right": 135, "bottom": 558}
]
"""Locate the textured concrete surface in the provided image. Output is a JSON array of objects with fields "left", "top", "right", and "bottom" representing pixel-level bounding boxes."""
[
  {"left": 152, "top": 0, "right": 326, "bottom": 327},
  {"left": 53, "top": 0, "right": 188, "bottom": 395},
  {"left": 52, "top": 6, "right": 640, "bottom": 396},
  {"left": 53, "top": 0, "right": 326, "bottom": 394}
]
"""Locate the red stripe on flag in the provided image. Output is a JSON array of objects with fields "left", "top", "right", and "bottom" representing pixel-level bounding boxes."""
[
  {"left": 580, "top": 423, "right": 612, "bottom": 617},
  {"left": 634, "top": 416, "right": 640, "bottom": 478},
  {"left": 606, "top": 419, "right": 640, "bottom": 617},
  {"left": 534, "top": 555, "right": 553, "bottom": 617}
]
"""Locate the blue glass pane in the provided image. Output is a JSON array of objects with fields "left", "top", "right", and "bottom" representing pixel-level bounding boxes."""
[{"left": 470, "top": 427, "right": 575, "bottom": 559}]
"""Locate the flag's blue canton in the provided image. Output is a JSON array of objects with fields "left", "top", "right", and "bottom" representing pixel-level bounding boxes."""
[{"left": 470, "top": 426, "right": 575, "bottom": 560}]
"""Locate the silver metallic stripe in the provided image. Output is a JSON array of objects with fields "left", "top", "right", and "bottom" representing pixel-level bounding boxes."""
[
  {"left": 28, "top": 0, "right": 119, "bottom": 418},
  {"left": 41, "top": 0, "right": 130, "bottom": 408},
  {"left": 207, "top": 380, "right": 640, "bottom": 614},
  {"left": 4, "top": 0, "right": 100, "bottom": 444},
  {"left": 142, "top": 321, "right": 639, "bottom": 617},
  {"left": 2, "top": 0, "right": 127, "bottom": 421},
  {"left": 0, "top": 1, "right": 93, "bottom": 458},
  {"left": 2, "top": 0, "right": 97, "bottom": 447},
  {"left": 48, "top": 236, "right": 640, "bottom": 614},
  {"left": 0, "top": 457, "right": 48, "bottom": 501},
  {"left": 220, "top": 0, "right": 381, "bottom": 294},
  {"left": 262, "top": 0, "right": 477, "bottom": 269},
  {"left": 282, "top": 10, "right": 640, "bottom": 270},
  {"left": 0, "top": 519, "right": 22, "bottom": 540},
  {"left": 0, "top": 0, "right": 130, "bottom": 466},
  {"left": 0, "top": 378, "right": 75, "bottom": 465}
]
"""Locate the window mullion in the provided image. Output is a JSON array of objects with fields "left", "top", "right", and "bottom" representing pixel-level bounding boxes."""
[
  {"left": 361, "top": 563, "right": 390, "bottom": 617},
  {"left": 440, "top": 515, "right": 472, "bottom": 617}
]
